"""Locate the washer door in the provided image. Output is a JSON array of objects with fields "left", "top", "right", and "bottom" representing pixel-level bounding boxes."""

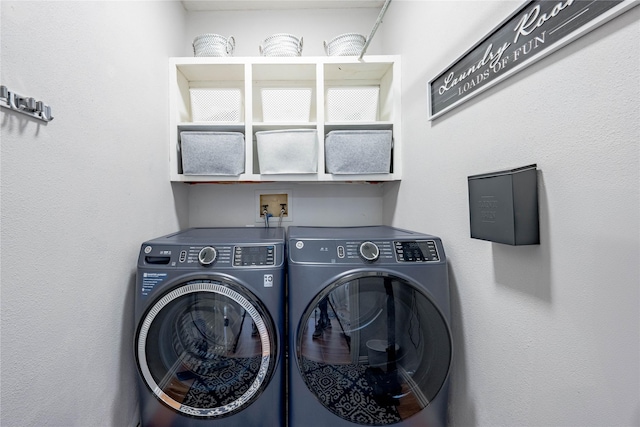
[
  {"left": 136, "top": 278, "right": 277, "bottom": 418},
  {"left": 296, "top": 272, "right": 451, "bottom": 425}
]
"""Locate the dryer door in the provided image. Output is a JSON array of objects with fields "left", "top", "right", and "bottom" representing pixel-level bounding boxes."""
[
  {"left": 296, "top": 272, "right": 451, "bottom": 425},
  {"left": 136, "top": 278, "right": 277, "bottom": 418}
]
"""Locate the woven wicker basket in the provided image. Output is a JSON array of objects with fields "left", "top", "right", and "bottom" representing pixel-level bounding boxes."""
[
  {"left": 192, "top": 34, "right": 235, "bottom": 57},
  {"left": 259, "top": 33, "right": 303, "bottom": 57},
  {"left": 324, "top": 33, "right": 366, "bottom": 56}
]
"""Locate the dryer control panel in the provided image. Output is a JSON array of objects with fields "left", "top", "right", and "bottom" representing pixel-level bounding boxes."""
[
  {"left": 290, "top": 239, "right": 440, "bottom": 264},
  {"left": 394, "top": 240, "right": 440, "bottom": 262}
]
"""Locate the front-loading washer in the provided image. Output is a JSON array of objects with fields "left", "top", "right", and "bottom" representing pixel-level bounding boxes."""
[
  {"left": 287, "top": 226, "right": 452, "bottom": 427},
  {"left": 134, "top": 227, "right": 285, "bottom": 427}
]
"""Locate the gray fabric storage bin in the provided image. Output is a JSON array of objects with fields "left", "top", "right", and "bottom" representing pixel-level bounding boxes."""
[
  {"left": 325, "top": 130, "right": 392, "bottom": 174},
  {"left": 180, "top": 131, "right": 244, "bottom": 175},
  {"left": 256, "top": 129, "right": 318, "bottom": 174}
]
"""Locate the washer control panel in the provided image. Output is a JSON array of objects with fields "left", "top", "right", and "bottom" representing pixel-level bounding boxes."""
[
  {"left": 359, "top": 241, "right": 380, "bottom": 262},
  {"left": 233, "top": 245, "right": 275, "bottom": 267},
  {"left": 185, "top": 245, "right": 232, "bottom": 265},
  {"left": 141, "top": 243, "right": 282, "bottom": 269},
  {"left": 198, "top": 246, "right": 217, "bottom": 265}
]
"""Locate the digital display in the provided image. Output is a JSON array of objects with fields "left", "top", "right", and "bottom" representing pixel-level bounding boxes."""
[
  {"left": 394, "top": 240, "right": 439, "bottom": 262},
  {"left": 234, "top": 246, "right": 275, "bottom": 266}
]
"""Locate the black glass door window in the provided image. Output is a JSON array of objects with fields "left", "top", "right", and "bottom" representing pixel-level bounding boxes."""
[
  {"left": 296, "top": 273, "right": 451, "bottom": 425},
  {"left": 136, "top": 279, "right": 276, "bottom": 418}
]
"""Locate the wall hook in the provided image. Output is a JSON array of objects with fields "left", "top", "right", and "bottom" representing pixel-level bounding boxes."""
[{"left": 0, "top": 85, "right": 54, "bottom": 122}]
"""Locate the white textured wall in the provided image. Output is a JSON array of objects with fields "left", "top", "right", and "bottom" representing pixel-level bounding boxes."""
[
  {"left": 188, "top": 182, "right": 385, "bottom": 227},
  {"left": 384, "top": 1, "right": 640, "bottom": 426},
  {"left": 0, "top": 2, "right": 187, "bottom": 426}
]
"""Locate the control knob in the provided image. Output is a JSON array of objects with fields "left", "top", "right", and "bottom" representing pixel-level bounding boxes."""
[
  {"left": 198, "top": 246, "right": 217, "bottom": 265},
  {"left": 359, "top": 241, "right": 380, "bottom": 262}
]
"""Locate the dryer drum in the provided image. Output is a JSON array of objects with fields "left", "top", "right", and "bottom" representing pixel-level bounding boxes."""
[
  {"left": 296, "top": 274, "right": 451, "bottom": 425},
  {"left": 136, "top": 279, "right": 277, "bottom": 418}
]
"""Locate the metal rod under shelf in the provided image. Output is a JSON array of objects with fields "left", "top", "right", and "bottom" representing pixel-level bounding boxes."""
[{"left": 359, "top": 0, "right": 393, "bottom": 60}]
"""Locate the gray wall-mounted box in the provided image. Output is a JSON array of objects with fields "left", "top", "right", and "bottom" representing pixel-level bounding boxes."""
[{"left": 468, "top": 164, "right": 539, "bottom": 245}]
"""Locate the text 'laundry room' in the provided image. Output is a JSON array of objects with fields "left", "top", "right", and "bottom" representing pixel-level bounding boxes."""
[{"left": 1, "top": 1, "right": 638, "bottom": 427}]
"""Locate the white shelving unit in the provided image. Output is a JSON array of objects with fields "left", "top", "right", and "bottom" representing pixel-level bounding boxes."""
[{"left": 169, "top": 55, "right": 401, "bottom": 183}]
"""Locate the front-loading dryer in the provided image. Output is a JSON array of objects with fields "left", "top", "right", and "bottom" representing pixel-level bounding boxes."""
[
  {"left": 287, "top": 226, "right": 452, "bottom": 427},
  {"left": 134, "top": 227, "right": 285, "bottom": 427}
]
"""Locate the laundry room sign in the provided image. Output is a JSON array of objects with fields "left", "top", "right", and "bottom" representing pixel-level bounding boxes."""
[{"left": 428, "top": 0, "right": 638, "bottom": 120}]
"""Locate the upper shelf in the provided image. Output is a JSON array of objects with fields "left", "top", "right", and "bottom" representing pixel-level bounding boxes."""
[{"left": 169, "top": 55, "right": 401, "bottom": 183}]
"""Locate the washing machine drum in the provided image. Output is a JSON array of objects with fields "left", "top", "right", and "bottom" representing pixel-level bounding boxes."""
[
  {"left": 296, "top": 273, "right": 451, "bottom": 425},
  {"left": 136, "top": 279, "right": 277, "bottom": 418}
]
